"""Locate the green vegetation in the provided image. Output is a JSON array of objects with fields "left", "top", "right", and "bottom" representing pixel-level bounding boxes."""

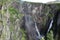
[
  {"left": 47, "top": 30, "right": 54, "bottom": 40},
  {"left": 0, "top": 0, "right": 25, "bottom": 40},
  {"left": 40, "top": 30, "right": 54, "bottom": 40},
  {"left": 20, "top": 29, "right": 27, "bottom": 40}
]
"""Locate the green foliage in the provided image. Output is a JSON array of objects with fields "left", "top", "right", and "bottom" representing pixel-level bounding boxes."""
[
  {"left": 9, "top": 7, "right": 18, "bottom": 23},
  {"left": 9, "top": 6, "right": 24, "bottom": 23},
  {"left": 47, "top": 30, "right": 54, "bottom": 40},
  {"left": 20, "top": 29, "right": 27, "bottom": 40},
  {"left": 9, "top": 6, "right": 18, "bottom": 15},
  {"left": 40, "top": 30, "right": 54, "bottom": 40},
  {"left": 8, "top": 4, "right": 25, "bottom": 40},
  {"left": 0, "top": 0, "right": 24, "bottom": 40}
]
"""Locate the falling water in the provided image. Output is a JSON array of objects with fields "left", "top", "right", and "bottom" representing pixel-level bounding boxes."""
[
  {"left": 35, "top": 22, "right": 43, "bottom": 40},
  {"left": 24, "top": 14, "right": 43, "bottom": 40},
  {"left": 24, "top": 11, "right": 53, "bottom": 40},
  {"left": 25, "top": 14, "right": 32, "bottom": 32},
  {"left": 47, "top": 19, "right": 53, "bottom": 32}
]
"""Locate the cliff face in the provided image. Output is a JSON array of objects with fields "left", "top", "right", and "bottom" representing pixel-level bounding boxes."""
[
  {"left": 22, "top": 2, "right": 60, "bottom": 40},
  {"left": 21, "top": 2, "right": 53, "bottom": 40},
  {"left": 22, "top": 2, "right": 53, "bottom": 31}
]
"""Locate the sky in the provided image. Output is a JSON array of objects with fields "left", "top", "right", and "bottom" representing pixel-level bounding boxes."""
[{"left": 22, "top": 0, "right": 56, "bottom": 3}]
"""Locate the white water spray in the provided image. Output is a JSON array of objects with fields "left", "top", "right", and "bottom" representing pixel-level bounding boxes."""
[
  {"left": 35, "top": 22, "right": 42, "bottom": 39},
  {"left": 47, "top": 19, "right": 53, "bottom": 32}
]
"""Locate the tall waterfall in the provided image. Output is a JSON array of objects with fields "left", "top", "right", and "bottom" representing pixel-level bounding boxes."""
[
  {"left": 47, "top": 19, "right": 53, "bottom": 32},
  {"left": 24, "top": 14, "right": 43, "bottom": 40},
  {"left": 25, "top": 14, "right": 32, "bottom": 32},
  {"left": 35, "top": 22, "right": 42, "bottom": 39}
]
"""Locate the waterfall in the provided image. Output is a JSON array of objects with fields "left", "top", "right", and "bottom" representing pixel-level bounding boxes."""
[
  {"left": 47, "top": 19, "right": 53, "bottom": 32},
  {"left": 25, "top": 14, "right": 32, "bottom": 32},
  {"left": 24, "top": 14, "right": 53, "bottom": 40},
  {"left": 35, "top": 22, "right": 42, "bottom": 39},
  {"left": 24, "top": 14, "right": 43, "bottom": 40}
]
